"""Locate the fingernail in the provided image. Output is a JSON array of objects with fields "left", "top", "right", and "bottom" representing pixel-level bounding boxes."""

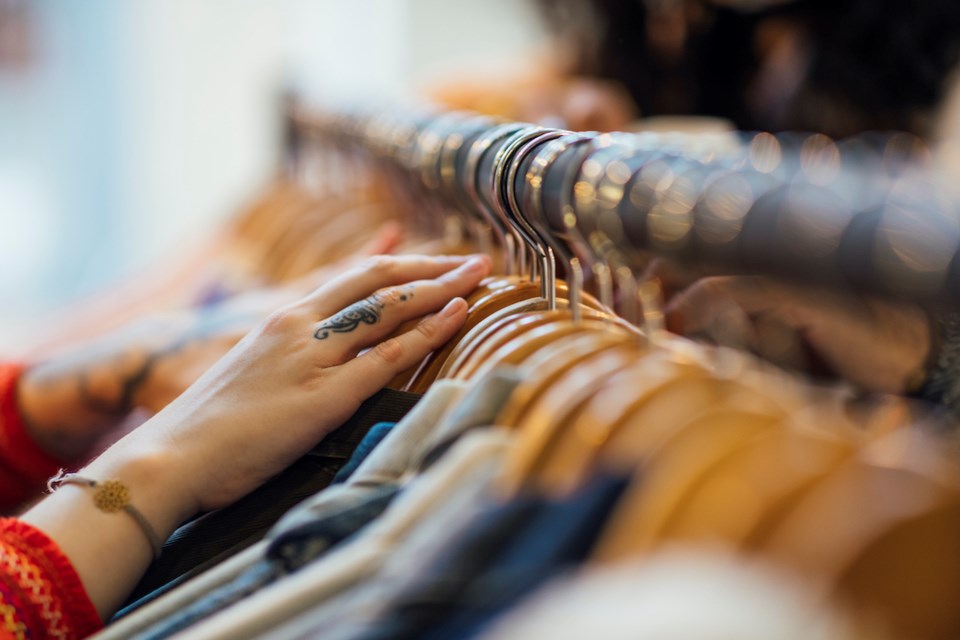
[
  {"left": 462, "top": 257, "right": 487, "bottom": 274},
  {"left": 441, "top": 297, "right": 466, "bottom": 318}
]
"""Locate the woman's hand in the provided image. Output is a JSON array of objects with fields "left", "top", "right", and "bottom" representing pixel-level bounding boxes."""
[
  {"left": 664, "top": 275, "right": 932, "bottom": 394},
  {"left": 15, "top": 231, "right": 403, "bottom": 461},
  {"left": 140, "top": 253, "right": 490, "bottom": 513},
  {"left": 23, "top": 253, "right": 490, "bottom": 617}
]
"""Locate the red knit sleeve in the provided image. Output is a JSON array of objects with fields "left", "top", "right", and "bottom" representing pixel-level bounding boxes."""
[
  {"left": 0, "top": 364, "right": 74, "bottom": 514},
  {"left": 0, "top": 518, "right": 102, "bottom": 639}
]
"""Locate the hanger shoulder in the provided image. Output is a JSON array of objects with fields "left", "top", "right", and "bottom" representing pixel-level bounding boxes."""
[
  {"left": 537, "top": 363, "right": 712, "bottom": 496},
  {"left": 664, "top": 429, "right": 855, "bottom": 547},
  {"left": 468, "top": 317, "right": 616, "bottom": 383},
  {"left": 449, "top": 309, "right": 560, "bottom": 380},
  {"left": 592, "top": 408, "right": 785, "bottom": 562},
  {"left": 441, "top": 302, "right": 546, "bottom": 380},
  {"left": 407, "top": 279, "right": 540, "bottom": 393},
  {"left": 498, "top": 342, "right": 643, "bottom": 497},
  {"left": 495, "top": 332, "right": 634, "bottom": 429}
]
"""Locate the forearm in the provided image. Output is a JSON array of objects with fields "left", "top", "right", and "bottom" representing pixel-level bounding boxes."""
[
  {"left": 16, "top": 323, "right": 170, "bottom": 461},
  {"left": 20, "top": 420, "right": 198, "bottom": 620},
  {"left": 11, "top": 253, "right": 484, "bottom": 624},
  {"left": 18, "top": 361, "right": 128, "bottom": 461}
]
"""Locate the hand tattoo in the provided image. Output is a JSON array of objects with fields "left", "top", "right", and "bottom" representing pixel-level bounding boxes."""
[
  {"left": 314, "top": 295, "right": 386, "bottom": 340},
  {"left": 78, "top": 338, "right": 191, "bottom": 415},
  {"left": 313, "top": 286, "right": 414, "bottom": 341}
]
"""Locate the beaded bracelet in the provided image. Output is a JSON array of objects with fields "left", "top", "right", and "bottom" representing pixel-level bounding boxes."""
[{"left": 48, "top": 470, "right": 163, "bottom": 559}]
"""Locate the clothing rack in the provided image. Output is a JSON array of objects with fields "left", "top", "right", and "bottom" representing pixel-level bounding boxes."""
[
  {"left": 289, "top": 104, "right": 960, "bottom": 305},
  {"left": 86, "top": 104, "right": 960, "bottom": 640}
]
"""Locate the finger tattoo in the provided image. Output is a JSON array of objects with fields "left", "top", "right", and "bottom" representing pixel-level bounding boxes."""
[
  {"left": 314, "top": 295, "right": 385, "bottom": 340},
  {"left": 313, "top": 286, "right": 418, "bottom": 341}
]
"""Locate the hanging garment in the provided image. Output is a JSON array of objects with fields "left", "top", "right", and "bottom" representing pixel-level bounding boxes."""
[
  {"left": 271, "top": 381, "right": 469, "bottom": 535},
  {"left": 476, "top": 552, "right": 865, "bottom": 640},
  {"left": 137, "top": 485, "right": 401, "bottom": 640},
  {"left": 332, "top": 422, "right": 398, "bottom": 485},
  {"left": 116, "top": 388, "right": 421, "bottom": 617},
  {"left": 98, "top": 382, "right": 466, "bottom": 640},
  {"left": 170, "top": 429, "right": 512, "bottom": 640},
  {"left": 0, "top": 518, "right": 103, "bottom": 640},
  {"left": 342, "top": 472, "right": 629, "bottom": 640}
]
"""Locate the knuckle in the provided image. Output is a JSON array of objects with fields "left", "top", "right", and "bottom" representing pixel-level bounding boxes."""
[
  {"left": 372, "top": 338, "right": 404, "bottom": 365},
  {"left": 438, "top": 267, "right": 464, "bottom": 284},
  {"left": 375, "top": 287, "right": 403, "bottom": 307},
  {"left": 261, "top": 307, "right": 300, "bottom": 334},
  {"left": 415, "top": 316, "right": 439, "bottom": 340},
  {"left": 362, "top": 255, "right": 395, "bottom": 278}
]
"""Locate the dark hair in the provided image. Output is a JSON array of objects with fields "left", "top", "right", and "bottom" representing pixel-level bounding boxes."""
[
  {"left": 793, "top": 0, "right": 960, "bottom": 135},
  {"left": 536, "top": 0, "right": 960, "bottom": 137}
]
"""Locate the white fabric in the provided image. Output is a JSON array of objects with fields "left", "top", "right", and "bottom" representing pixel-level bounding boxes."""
[
  {"left": 176, "top": 429, "right": 512, "bottom": 640},
  {"left": 480, "top": 549, "right": 872, "bottom": 640},
  {"left": 91, "top": 380, "right": 467, "bottom": 640}
]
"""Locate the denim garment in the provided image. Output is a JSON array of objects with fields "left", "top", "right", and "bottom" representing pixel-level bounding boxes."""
[
  {"left": 115, "top": 388, "right": 420, "bottom": 617},
  {"left": 250, "top": 372, "right": 525, "bottom": 640},
  {"left": 134, "top": 485, "right": 401, "bottom": 640},
  {"left": 164, "top": 430, "right": 511, "bottom": 640},
  {"left": 350, "top": 473, "right": 630, "bottom": 640},
  {"left": 270, "top": 381, "right": 468, "bottom": 537},
  {"left": 104, "top": 384, "right": 459, "bottom": 640},
  {"left": 332, "top": 422, "right": 396, "bottom": 485}
]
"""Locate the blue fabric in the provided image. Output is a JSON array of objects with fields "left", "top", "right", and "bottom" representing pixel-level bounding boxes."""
[
  {"left": 333, "top": 422, "right": 397, "bottom": 485},
  {"left": 136, "top": 484, "right": 401, "bottom": 640},
  {"left": 351, "top": 473, "right": 629, "bottom": 640},
  {"left": 116, "top": 390, "right": 418, "bottom": 629}
]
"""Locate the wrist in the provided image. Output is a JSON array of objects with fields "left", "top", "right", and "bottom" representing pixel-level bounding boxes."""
[
  {"left": 81, "top": 434, "right": 200, "bottom": 533},
  {"left": 21, "top": 433, "right": 197, "bottom": 618}
]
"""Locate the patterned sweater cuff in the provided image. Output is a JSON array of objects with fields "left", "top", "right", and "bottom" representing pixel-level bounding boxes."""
[
  {"left": 0, "top": 363, "right": 75, "bottom": 513},
  {"left": 0, "top": 518, "right": 102, "bottom": 639}
]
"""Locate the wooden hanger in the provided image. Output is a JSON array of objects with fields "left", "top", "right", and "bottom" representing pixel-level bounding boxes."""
[
  {"left": 404, "top": 277, "right": 545, "bottom": 392},
  {"left": 596, "top": 366, "right": 802, "bottom": 475},
  {"left": 496, "top": 339, "right": 647, "bottom": 497},
  {"left": 662, "top": 427, "right": 855, "bottom": 547},
  {"left": 439, "top": 282, "right": 610, "bottom": 379},
  {"left": 499, "top": 332, "right": 722, "bottom": 497},
  {"left": 538, "top": 373, "right": 739, "bottom": 496},
  {"left": 760, "top": 459, "right": 960, "bottom": 640},
  {"left": 727, "top": 408, "right": 929, "bottom": 550},
  {"left": 495, "top": 331, "right": 639, "bottom": 428},
  {"left": 455, "top": 304, "right": 619, "bottom": 377},
  {"left": 438, "top": 298, "right": 557, "bottom": 380},
  {"left": 467, "top": 316, "right": 628, "bottom": 384},
  {"left": 592, "top": 407, "right": 787, "bottom": 562}
]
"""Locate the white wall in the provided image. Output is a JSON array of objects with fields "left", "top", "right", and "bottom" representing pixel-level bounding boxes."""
[{"left": 0, "top": 0, "right": 546, "bottom": 346}]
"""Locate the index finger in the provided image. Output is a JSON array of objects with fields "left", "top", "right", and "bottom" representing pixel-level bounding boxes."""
[{"left": 299, "top": 254, "right": 488, "bottom": 319}]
